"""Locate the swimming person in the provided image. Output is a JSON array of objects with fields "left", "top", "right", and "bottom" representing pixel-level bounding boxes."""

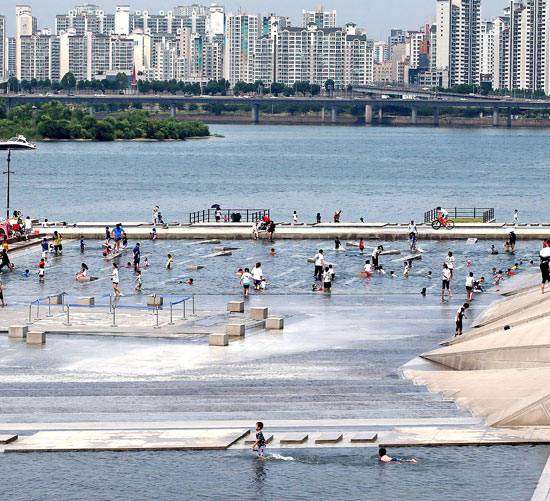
[
  {"left": 379, "top": 448, "right": 417, "bottom": 463},
  {"left": 490, "top": 245, "right": 499, "bottom": 255},
  {"left": 252, "top": 422, "right": 266, "bottom": 460}
]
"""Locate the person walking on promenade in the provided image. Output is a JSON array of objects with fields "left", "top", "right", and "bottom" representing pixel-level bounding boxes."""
[
  {"left": 112, "top": 224, "right": 125, "bottom": 252},
  {"left": 541, "top": 257, "right": 550, "bottom": 294},
  {"left": 133, "top": 242, "right": 141, "bottom": 270},
  {"left": 445, "top": 251, "right": 455, "bottom": 278},
  {"left": 292, "top": 211, "right": 298, "bottom": 226},
  {"left": 109, "top": 263, "right": 123, "bottom": 297},
  {"left": 513, "top": 209, "right": 519, "bottom": 229},
  {"left": 53, "top": 231, "right": 63, "bottom": 255},
  {"left": 24, "top": 216, "right": 32, "bottom": 240},
  {"left": 465, "top": 272, "right": 474, "bottom": 302},
  {"left": 215, "top": 207, "right": 222, "bottom": 222},
  {"left": 442, "top": 264, "right": 452, "bottom": 300},
  {"left": 0, "top": 276, "right": 6, "bottom": 307},
  {"left": 316, "top": 213, "right": 321, "bottom": 224},
  {"left": 267, "top": 220, "right": 275, "bottom": 242},
  {"left": 152, "top": 206, "right": 158, "bottom": 226},
  {"left": 455, "top": 303, "right": 469, "bottom": 336},
  {"left": 333, "top": 209, "right": 342, "bottom": 223},
  {"left": 509, "top": 231, "right": 517, "bottom": 253},
  {"left": 313, "top": 250, "right": 325, "bottom": 281},
  {"left": 240, "top": 267, "right": 253, "bottom": 296}
]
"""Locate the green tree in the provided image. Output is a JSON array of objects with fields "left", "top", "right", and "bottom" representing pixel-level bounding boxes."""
[
  {"left": 60, "top": 72, "right": 77, "bottom": 91},
  {"left": 7, "top": 77, "right": 19, "bottom": 93},
  {"left": 115, "top": 72, "right": 129, "bottom": 90},
  {"left": 0, "top": 99, "right": 6, "bottom": 120},
  {"left": 325, "top": 79, "right": 335, "bottom": 93},
  {"left": 92, "top": 121, "right": 115, "bottom": 141}
]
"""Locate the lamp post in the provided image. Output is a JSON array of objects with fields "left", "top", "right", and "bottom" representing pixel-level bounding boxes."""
[{"left": 3, "top": 149, "right": 13, "bottom": 220}]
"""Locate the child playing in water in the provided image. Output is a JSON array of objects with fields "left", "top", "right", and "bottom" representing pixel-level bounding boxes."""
[
  {"left": 166, "top": 254, "right": 173, "bottom": 269},
  {"left": 362, "top": 260, "right": 372, "bottom": 276},
  {"left": 260, "top": 278, "right": 268, "bottom": 291},
  {"left": 403, "top": 261, "right": 410, "bottom": 277},
  {"left": 270, "top": 248, "right": 275, "bottom": 256},
  {"left": 390, "top": 271, "right": 397, "bottom": 278},
  {"left": 151, "top": 228, "right": 158, "bottom": 240},
  {"left": 236, "top": 268, "right": 243, "bottom": 277},
  {"left": 329, "top": 264, "right": 335, "bottom": 280},
  {"left": 37, "top": 263, "right": 45, "bottom": 282},
  {"left": 252, "top": 422, "right": 266, "bottom": 460},
  {"left": 359, "top": 239, "right": 364, "bottom": 254},
  {"left": 240, "top": 268, "right": 253, "bottom": 296},
  {"left": 134, "top": 271, "right": 142, "bottom": 291},
  {"left": 22, "top": 269, "right": 29, "bottom": 277},
  {"left": 378, "top": 265, "right": 386, "bottom": 275},
  {"left": 185, "top": 278, "right": 193, "bottom": 285},
  {"left": 504, "top": 241, "right": 510, "bottom": 252},
  {"left": 144, "top": 257, "right": 149, "bottom": 267},
  {"left": 80, "top": 236, "right": 86, "bottom": 251},
  {"left": 126, "top": 262, "right": 132, "bottom": 268}
]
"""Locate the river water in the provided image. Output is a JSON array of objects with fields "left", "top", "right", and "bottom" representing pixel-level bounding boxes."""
[{"left": 4, "top": 124, "right": 549, "bottom": 223}]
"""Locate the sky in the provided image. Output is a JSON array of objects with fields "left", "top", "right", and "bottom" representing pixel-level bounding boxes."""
[{"left": 1, "top": 0, "right": 507, "bottom": 39}]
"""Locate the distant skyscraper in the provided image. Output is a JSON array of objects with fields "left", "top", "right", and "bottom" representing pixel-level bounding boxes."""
[
  {"left": 480, "top": 20, "right": 495, "bottom": 82},
  {"left": 16, "top": 5, "right": 37, "bottom": 80},
  {"left": 436, "top": 0, "right": 481, "bottom": 86},
  {"left": 301, "top": 6, "right": 336, "bottom": 28},
  {"left": 6, "top": 38, "right": 16, "bottom": 78},
  {"left": 19, "top": 32, "right": 60, "bottom": 81},
  {"left": 114, "top": 5, "right": 131, "bottom": 35},
  {"left": 0, "top": 16, "right": 5, "bottom": 80},
  {"left": 224, "top": 10, "right": 259, "bottom": 84}
]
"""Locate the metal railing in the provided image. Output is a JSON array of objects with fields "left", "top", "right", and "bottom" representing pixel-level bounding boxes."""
[
  {"left": 27, "top": 293, "right": 194, "bottom": 329},
  {"left": 189, "top": 209, "right": 270, "bottom": 224},
  {"left": 424, "top": 207, "right": 495, "bottom": 224}
]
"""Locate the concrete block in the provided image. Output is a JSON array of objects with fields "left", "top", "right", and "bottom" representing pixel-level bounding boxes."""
[
  {"left": 215, "top": 246, "right": 239, "bottom": 251},
  {"left": 147, "top": 295, "right": 163, "bottom": 307},
  {"left": 186, "top": 265, "right": 204, "bottom": 271},
  {"left": 0, "top": 434, "right": 18, "bottom": 444},
  {"left": 226, "top": 323, "right": 246, "bottom": 336},
  {"left": 250, "top": 307, "right": 268, "bottom": 320},
  {"left": 77, "top": 297, "right": 94, "bottom": 306},
  {"left": 46, "top": 295, "right": 63, "bottom": 305},
  {"left": 350, "top": 432, "right": 378, "bottom": 443},
  {"left": 266, "top": 317, "right": 284, "bottom": 330},
  {"left": 27, "top": 331, "right": 46, "bottom": 344},
  {"left": 279, "top": 433, "right": 308, "bottom": 444},
  {"left": 227, "top": 301, "right": 244, "bottom": 313},
  {"left": 209, "top": 333, "right": 228, "bottom": 346},
  {"left": 315, "top": 433, "right": 343, "bottom": 444},
  {"left": 8, "top": 325, "right": 28, "bottom": 339}
]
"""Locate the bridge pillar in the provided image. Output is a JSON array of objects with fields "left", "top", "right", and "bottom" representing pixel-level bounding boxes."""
[
  {"left": 434, "top": 106, "right": 439, "bottom": 126},
  {"left": 88, "top": 105, "right": 94, "bottom": 116},
  {"left": 5, "top": 98, "right": 11, "bottom": 115},
  {"left": 321, "top": 106, "right": 325, "bottom": 121},
  {"left": 365, "top": 104, "right": 373, "bottom": 125},
  {"left": 507, "top": 107, "right": 512, "bottom": 128},
  {"left": 411, "top": 106, "right": 418, "bottom": 125},
  {"left": 493, "top": 107, "right": 500, "bottom": 127},
  {"left": 170, "top": 104, "right": 176, "bottom": 118},
  {"left": 251, "top": 104, "right": 259, "bottom": 124},
  {"left": 378, "top": 107, "right": 383, "bottom": 123},
  {"left": 331, "top": 105, "right": 337, "bottom": 124}
]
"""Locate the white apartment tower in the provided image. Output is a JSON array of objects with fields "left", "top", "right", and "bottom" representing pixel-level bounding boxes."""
[
  {"left": 0, "top": 16, "right": 5, "bottom": 80},
  {"left": 16, "top": 5, "right": 37, "bottom": 80},
  {"left": 19, "top": 32, "right": 60, "bottom": 81},
  {"left": 224, "top": 11, "right": 259, "bottom": 85},
  {"left": 302, "top": 7, "right": 336, "bottom": 28},
  {"left": 480, "top": 20, "right": 495, "bottom": 81},
  {"left": 436, "top": 0, "right": 481, "bottom": 86},
  {"left": 114, "top": 5, "right": 131, "bottom": 35}
]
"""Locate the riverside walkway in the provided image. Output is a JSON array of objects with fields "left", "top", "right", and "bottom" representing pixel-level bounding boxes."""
[{"left": 39, "top": 221, "right": 550, "bottom": 241}]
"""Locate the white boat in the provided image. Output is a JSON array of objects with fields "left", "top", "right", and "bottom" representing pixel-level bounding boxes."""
[{"left": 0, "top": 135, "right": 37, "bottom": 150}]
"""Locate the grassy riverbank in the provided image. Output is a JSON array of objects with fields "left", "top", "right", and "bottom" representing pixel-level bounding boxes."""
[{"left": 0, "top": 99, "right": 209, "bottom": 141}]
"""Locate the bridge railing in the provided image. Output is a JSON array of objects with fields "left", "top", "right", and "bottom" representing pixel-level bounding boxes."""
[
  {"left": 189, "top": 209, "right": 270, "bottom": 224},
  {"left": 424, "top": 207, "right": 495, "bottom": 224}
]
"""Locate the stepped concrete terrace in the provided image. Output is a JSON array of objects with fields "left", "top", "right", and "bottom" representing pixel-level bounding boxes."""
[
  {"left": 39, "top": 221, "right": 550, "bottom": 241},
  {"left": 405, "top": 272, "right": 550, "bottom": 428}
]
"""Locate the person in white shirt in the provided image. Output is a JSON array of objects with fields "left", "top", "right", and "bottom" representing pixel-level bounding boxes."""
[
  {"left": 240, "top": 267, "right": 253, "bottom": 296},
  {"left": 362, "top": 260, "right": 372, "bottom": 276},
  {"left": 215, "top": 208, "right": 222, "bottom": 222},
  {"left": 293, "top": 211, "right": 298, "bottom": 225},
  {"left": 437, "top": 206, "right": 449, "bottom": 224},
  {"left": 442, "top": 264, "right": 452, "bottom": 299},
  {"left": 407, "top": 220, "right": 418, "bottom": 235},
  {"left": 313, "top": 250, "right": 324, "bottom": 280},
  {"left": 322, "top": 266, "right": 332, "bottom": 291},
  {"left": 24, "top": 216, "right": 32, "bottom": 239},
  {"left": 109, "top": 263, "right": 123, "bottom": 297},
  {"left": 251, "top": 262, "right": 263, "bottom": 290},
  {"left": 465, "top": 272, "right": 475, "bottom": 301},
  {"left": 445, "top": 251, "right": 455, "bottom": 278}
]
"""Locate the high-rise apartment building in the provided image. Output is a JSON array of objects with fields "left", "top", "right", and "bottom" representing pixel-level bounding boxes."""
[
  {"left": 302, "top": 7, "right": 336, "bottom": 28},
  {"left": 19, "top": 32, "right": 60, "bottom": 81},
  {"left": 55, "top": 4, "right": 113, "bottom": 36},
  {"left": 6, "top": 38, "right": 16, "bottom": 78},
  {"left": 16, "top": 5, "right": 37, "bottom": 80},
  {"left": 224, "top": 11, "right": 260, "bottom": 84},
  {"left": 436, "top": 0, "right": 481, "bottom": 86},
  {"left": 0, "top": 16, "right": 5, "bottom": 80},
  {"left": 480, "top": 20, "right": 495, "bottom": 81}
]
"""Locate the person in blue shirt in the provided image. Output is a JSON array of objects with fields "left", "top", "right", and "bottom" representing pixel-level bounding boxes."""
[
  {"left": 41, "top": 238, "right": 49, "bottom": 257},
  {"left": 80, "top": 235, "right": 86, "bottom": 252},
  {"left": 111, "top": 224, "right": 125, "bottom": 252},
  {"left": 133, "top": 243, "right": 141, "bottom": 270}
]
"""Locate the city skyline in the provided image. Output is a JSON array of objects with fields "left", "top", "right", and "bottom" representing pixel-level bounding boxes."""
[{"left": 1, "top": 0, "right": 506, "bottom": 40}]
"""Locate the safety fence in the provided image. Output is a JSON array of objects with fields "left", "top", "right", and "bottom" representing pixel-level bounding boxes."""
[
  {"left": 27, "top": 292, "right": 194, "bottom": 329},
  {"left": 424, "top": 207, "right": 495, "bottom": 224},
  {"left": 188, "top": 209, "right": 270, "bottom": 224}
]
